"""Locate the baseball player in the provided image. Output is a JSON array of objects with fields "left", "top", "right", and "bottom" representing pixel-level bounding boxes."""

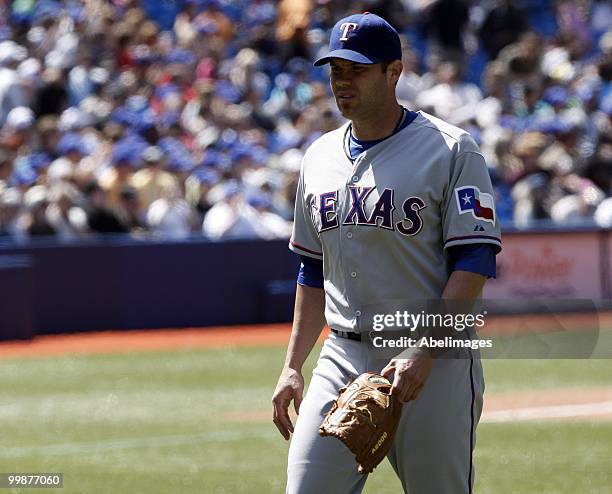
[{"left": 272, "top": 12, "right": 501, "bottom": 494}]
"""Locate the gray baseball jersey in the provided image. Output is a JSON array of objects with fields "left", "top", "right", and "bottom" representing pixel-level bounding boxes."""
[{"left": 289, "top": 111, "right": 502, "bottom": 333}]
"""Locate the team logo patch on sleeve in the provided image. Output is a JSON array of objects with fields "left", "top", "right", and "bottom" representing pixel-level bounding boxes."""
[{"left": 455, "top": 186, "right": 495, "bottom": 224}]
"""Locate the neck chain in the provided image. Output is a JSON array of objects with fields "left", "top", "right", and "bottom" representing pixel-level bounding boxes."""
[{"left": 343, "top": 106, "right": 406, "bottom": 163}]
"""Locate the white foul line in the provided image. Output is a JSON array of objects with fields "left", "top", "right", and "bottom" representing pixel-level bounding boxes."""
[
  {"left": 0, "top": 429, "right": 276, "bottom": 458},
  {"left": 482, "top": 400, "right": 612, "bottom": 423}
]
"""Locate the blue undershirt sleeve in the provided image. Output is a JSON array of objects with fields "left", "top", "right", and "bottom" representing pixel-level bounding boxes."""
[
  {"left": 298, "top": 246, "right": 494, "bottom": 285},
  {"left": 297, "top": 255, "right": 324, "bottom": 288},
  {"left": 448, "top": 244, "right": 497, "bottom": 278}
]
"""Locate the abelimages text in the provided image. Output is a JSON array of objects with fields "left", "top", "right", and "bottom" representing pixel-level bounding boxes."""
[{"left": 370, "top": 336, "right": 493, "bottom": 350}]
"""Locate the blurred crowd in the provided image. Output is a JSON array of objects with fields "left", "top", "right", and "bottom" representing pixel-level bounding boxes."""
[{"left": 0, "top": 0, "right": 611, "bottom": 243}]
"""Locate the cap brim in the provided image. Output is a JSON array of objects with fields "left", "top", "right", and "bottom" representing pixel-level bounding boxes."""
[{"left": 313, "top": 49, "right": 378, "bottom": 66}]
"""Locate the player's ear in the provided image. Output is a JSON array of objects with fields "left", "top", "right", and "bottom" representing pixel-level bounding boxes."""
[{"left": 386, "top": 60, "right": 403, "bottom": 85}]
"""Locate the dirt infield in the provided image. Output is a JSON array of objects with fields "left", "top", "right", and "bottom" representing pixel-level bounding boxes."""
[
  {"left": 482, "top": 387, "right": 612, "bottom": 422},
  {"left": 0, "top": 323, "right": 299, "bottom": 359}
]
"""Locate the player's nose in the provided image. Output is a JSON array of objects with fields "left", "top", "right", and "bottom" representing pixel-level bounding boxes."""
[
  {"left": 331, "top": 70, "right": 352, "bottom": 85},
  {"left": 333, "top": 76, "right": 352, "bottom": 88}
]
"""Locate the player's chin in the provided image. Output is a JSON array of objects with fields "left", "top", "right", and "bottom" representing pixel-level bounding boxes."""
[{"left": 336, "top": 98, "right": 357, "bottom": 117}]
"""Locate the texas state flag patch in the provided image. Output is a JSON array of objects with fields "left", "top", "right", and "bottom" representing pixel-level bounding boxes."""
[{"left": 455, "top": 186, "right": 495, "bottom": 224}]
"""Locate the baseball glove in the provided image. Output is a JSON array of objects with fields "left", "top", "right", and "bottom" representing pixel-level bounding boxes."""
[{"left": 319, "top": 372, "right": 403, "bottom": 474}]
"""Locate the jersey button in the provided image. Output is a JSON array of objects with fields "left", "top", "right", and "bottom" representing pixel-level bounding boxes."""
[
  {"left": 347, "top": 232, "right": 353, "bottom": 239},
  {"left": 355, "top": 310, "right": 362, "bottom": 317},
  {"left": 350, "top": 271, "right": 357, "bottom": 278},
  {"left": 351, "top": 175, "right": 359, "bottom": 182}
]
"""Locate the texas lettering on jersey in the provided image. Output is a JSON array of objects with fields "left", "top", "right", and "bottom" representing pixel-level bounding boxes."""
[{"left": 311, "top": 186, "right": 426, "bottom": 236}]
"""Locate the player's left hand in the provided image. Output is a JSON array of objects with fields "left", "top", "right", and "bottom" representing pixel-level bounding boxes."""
[
  {"left": 272, "top": 367, "right": 304, "bottom": 440},
  {"left": 380, "top": 350, "right": 433, "bottom": 402}
]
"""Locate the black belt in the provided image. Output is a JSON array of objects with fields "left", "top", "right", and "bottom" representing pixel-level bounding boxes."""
[{"left": 331, "top": 329, "right": 362, "bottom": 341}]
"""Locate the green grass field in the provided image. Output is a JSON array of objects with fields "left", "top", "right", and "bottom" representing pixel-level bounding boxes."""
[{"left": 1, "top": 346, "right": 611, "bottom": 493}]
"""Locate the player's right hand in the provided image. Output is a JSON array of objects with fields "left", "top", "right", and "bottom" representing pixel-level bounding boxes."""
[
  {"left": 272, "top": 367, "right": 304, "bottom": 440},
  {"left": 381, "top": 349, "right": 433, "bottom": 402}
]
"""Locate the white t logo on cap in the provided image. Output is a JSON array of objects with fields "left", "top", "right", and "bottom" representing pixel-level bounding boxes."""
[{"left": 339, "top": 22, "right": 358, "bottom": 41}]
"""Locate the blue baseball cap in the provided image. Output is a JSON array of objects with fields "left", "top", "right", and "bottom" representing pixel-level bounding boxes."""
[
  {"left": 314, "top": 12, "right": 401, "bottom": 67},
  {"left": 57, "top": 133, "right": 85, "bottom": 155}
]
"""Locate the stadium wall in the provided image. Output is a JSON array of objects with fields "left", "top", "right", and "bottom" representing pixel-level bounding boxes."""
[
  {"left": 0, "top": 238, "right": 300, "bottom": 339},
  {"left": 1, "top": 228, "right": 611, "bottom": 340}
]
